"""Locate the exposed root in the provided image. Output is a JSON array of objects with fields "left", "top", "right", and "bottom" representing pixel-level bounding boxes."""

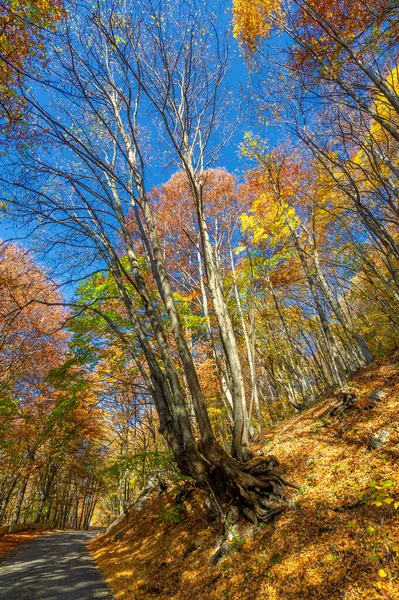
[
  {"left": 200, "top": 441, "right": 298, "bottom": 526},
  {"left": 204, "top": 443, "right": 298, "bottom": 566},
  {"left": 326, "top": 386, "right": 357, "bottom": 417}
]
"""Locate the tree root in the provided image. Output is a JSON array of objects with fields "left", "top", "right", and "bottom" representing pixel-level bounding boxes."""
[
  {"left": 199, "top": 441, "right": 298, "bottom": 526},
  {"left": 326, "top": 386, "right": 357, "bottom": 417}
]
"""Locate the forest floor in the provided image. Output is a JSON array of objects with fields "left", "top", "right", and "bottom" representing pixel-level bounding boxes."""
[
  {"left": 89, "top": 353, "right": 399, "bottom": 600},
  {"left": 0, "top": 529, "right": 49, "bottom": 561}
]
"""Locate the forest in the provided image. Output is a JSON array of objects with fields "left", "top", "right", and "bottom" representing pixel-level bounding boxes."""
[{"left": 0, "top": 0, "right": 398, "bottom": 598}]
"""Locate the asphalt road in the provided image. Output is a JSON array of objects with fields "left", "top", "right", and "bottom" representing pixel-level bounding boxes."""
[{"left": 0, "top": 530, "right": 113, "bottom": 600}]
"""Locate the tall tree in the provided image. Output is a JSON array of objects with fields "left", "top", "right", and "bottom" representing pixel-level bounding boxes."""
[
  {"left": 233, "top": 0, "right": 399, "bottom": 275},
  {"left": 0, "top": 241, "right": 66, "bottom": 396},
  {"left": 3, "top": 0, "right": 296, "bottom": 524}
]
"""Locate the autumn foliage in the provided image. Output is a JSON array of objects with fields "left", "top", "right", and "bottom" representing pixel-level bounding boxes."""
[
  {"left": 0, "top": 0, "right": 63, "bottom": 137},
  {"left": 0, "top": 1, "right": 398, "bottom": 598}
]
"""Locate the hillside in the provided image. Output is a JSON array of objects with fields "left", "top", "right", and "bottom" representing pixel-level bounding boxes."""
[{"left": 89, "top": 355, "right": 399, "bottom": 600}]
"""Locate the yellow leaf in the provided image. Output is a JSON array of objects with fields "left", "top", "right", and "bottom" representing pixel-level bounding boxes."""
[
  {"left": 384, "top": 497, "right": 393, "bottom": 504},
  {"left": 377, "top": 581, "right": 382, "bottom": 589},
  {"left": 379, "top": 569, "right": 387, "bottom": 578},
  {"left": 394, "top": 502, "right": 399, "bottom": 509},
  {"left": 371, "top": 501, "right": 383, "bottom": 507}
]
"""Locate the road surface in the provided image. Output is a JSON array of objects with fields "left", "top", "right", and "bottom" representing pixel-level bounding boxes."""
[{"left": 0, "top": 530, "right": 113, "bottom": 600}]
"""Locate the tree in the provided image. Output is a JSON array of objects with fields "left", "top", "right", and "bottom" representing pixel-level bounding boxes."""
[
  {"left": 242, "top": 142, "right": 375, "bottom": 378},
  {"left": 3, "top": 0, "right": 297, "bottom": 525},
  {"left": 233, "top": 0, "right": 399, "bottom": 278},
  {"left": 232, "top": 0, "right": 399, "bottom": 388},
  {"left": 0, "top": 240, "right": 66, "bottom": 396},
  {"left": 0, "top": 0, "right": 63, "bottom": 139},
  {"left": 152, "top": 169, "right": 263, "bottom": 436},
  {"left": 0, "top": 242, "right": 110, "bottom": 529}
]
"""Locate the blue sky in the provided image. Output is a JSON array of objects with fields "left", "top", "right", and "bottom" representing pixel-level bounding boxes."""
[{"left": 0, "top": 2, "right": 282, "bottom": 266}]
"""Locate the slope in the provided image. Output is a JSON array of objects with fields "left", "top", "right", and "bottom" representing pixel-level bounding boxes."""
[{"left": 89, "top": 354, "right": 399, "bottom": 600}]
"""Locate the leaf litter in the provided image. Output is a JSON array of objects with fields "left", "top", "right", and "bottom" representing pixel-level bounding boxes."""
[{"left": 89, "top": 354, "right": 399, "bottom": 599}]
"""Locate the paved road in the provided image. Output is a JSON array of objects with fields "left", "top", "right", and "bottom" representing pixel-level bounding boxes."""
[{"left": 0, "top": 530, "right": 113, "bottom": 600}]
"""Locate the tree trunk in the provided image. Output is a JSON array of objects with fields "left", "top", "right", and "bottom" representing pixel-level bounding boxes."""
[
  {"left": 229, "top": 246, "right": 262, "bottom": 435},
  {"left": 189, "top": 174, "right": 252, "bottom": 461}
]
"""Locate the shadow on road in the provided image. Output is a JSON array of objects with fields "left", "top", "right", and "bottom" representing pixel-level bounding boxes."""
[{"left": 0, "top": 530, "right": 112, "bottom": 600}]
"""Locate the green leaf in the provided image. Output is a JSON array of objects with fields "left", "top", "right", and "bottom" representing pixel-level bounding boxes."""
[{"left": 382, "top": 479, "right": 394, "bottom": 488}]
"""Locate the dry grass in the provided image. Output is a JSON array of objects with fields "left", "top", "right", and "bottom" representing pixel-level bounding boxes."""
[{"left": 90, "top": 354, "right": 399, "bottom": 600}]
